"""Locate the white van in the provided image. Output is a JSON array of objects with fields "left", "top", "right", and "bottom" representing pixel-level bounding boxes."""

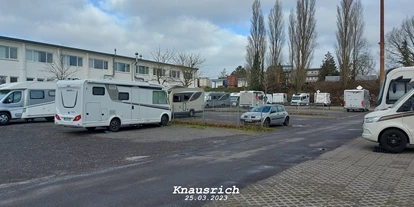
[
  {"left": 229, "top": 92, "right": 240, "bottom": 107},
  {"left": 0, "top": 81, "right": 56, "bottom": 125},
  {"left": 344, "top": 86, "right": 370, "bottom": 112},
  {"left": 291, "top": 93, "right": 310, "bottom": 106},
  {"left": 55, "top": 79, "right": 171, "bottom": 132},
  {"left": 362, "top": 78, "right": 414, "bottom": 153}
]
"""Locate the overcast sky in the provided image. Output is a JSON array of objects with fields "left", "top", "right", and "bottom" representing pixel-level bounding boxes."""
[{"left": 0, "top": 0, "right": 412, "bottom": 78}]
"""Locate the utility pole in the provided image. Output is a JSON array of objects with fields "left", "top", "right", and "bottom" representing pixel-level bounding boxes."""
[{"left": 379, "top": 0, "right": 385, "bottom": 86}]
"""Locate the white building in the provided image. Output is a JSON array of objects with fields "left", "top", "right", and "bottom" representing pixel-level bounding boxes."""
[{"left": 0, "top": 36, "right": 198, "bottom": 87}]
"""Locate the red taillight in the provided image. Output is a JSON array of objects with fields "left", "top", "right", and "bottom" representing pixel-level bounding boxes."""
[
  {"left": 361, "top": 101, "right": 364, "bottom": 106},
  {"left": 55, "top": 114, "right": 61, "bottom": 120},
  {"left": 73, "top": 115, "right": 81, "bottom": 121}
]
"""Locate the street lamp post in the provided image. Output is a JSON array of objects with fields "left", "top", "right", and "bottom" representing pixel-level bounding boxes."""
[{"left": 379, "top": 0, "right": 385, "bottom": 86}]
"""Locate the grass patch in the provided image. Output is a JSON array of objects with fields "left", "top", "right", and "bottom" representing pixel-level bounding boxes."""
[{"left": 170, "top": 120, "right": 276, "bottom": 133}]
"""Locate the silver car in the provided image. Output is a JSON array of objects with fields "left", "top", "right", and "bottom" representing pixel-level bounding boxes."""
[{"left": 240, "top": 104, "right": 289, "bottom": 127}]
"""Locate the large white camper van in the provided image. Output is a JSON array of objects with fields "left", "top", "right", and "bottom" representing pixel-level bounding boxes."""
[
  {"left": 0, "top": 81, "right": 56, "bottom": 125},
  {"left": 169, "top": 88, "right": 204, "bottom": 117},
  {"left": 314, "top": 91, "right": 331, "bottom": 106},
  {"left": 55, "top": 79, "right": 171, "bottom": 132},
  {"left": 291, "top": 93, "right": 310, "bottom": 106},
  {"left": 272, "top": 93, "right": 288, "bottom": 105},
  {"left": 239, "top": 90, "right": 265, "bottom": 108}
]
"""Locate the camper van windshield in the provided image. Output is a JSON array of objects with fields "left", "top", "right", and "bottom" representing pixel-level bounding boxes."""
[
  {"left": 0, "top": 90, "right": 10, "bottom": 100},
  {"left": 390, "top": 88, "right": 414, "bottom": 108},
  {"left": 292, "top": 96, "right": 300, "bottom": 100},
  {"left": 249, "top": 105, "right": 271, "bottom": 113},
  {"left": 230, "top": 96, "right": 238, "bottom": 101}
]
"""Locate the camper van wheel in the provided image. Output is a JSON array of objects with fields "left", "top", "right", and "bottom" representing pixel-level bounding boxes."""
[
  {"left": 45, "top": 117, "right": 54, "bottom": 122},
  {"left": 189, "top": 110, "right": 195, "bottom": 117},
  {"left": 86, "top": 127, "right": 96, "bottom": 131},
  {"left": 221, "top": 104, "right": 225, "bottom": 108},
  {"left": 0, "top": 112, "right": 10, "bottom": 125},
  {"left": 160, "top": 114, "right": 169, "bottom": 126},
  {"left": 108, "top": 118, "right": 121, "bottom": 132},
  {"left": 379, "top": 129, "right": 408, "bottom": 153}
]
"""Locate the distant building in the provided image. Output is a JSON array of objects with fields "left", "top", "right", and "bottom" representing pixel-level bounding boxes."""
[
  {"left": 325, "top": 76, "right": 341, "bottom": 82},
  {"left": 305, "top": 68, "right": 320, "bottom": 83},
  {"left": 197, "top": 77, "right": 212, "bottom": 88}
]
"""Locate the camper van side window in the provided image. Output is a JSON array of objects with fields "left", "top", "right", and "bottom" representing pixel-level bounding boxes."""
[
  {"left": 173, "top": 94, "right": 181, "bottom": 102},
  {"left": 189, "top": 92, "right": 202, "bottom": 101},
  {"left": 183, "top": 93, "right": 192, "bottom": 101},
  {"left": 48, "top": 90, "right": 55, "bottom": 97},
  {"left": 118, "top": 92, "right": 129, "bottom": 100},
  {"left": 92, "top": 87, "right": 105, "bottom": 96},
  {"left": 30, "top": 90, "right": 44, "bottom": 99},
  {"left": 153, "top": 91, "right": 168, "bottom": 104}
]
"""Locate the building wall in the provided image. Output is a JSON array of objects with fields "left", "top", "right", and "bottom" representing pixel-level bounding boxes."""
[{"left": 0, "top": 37, "right": 197, "bottom": 88}]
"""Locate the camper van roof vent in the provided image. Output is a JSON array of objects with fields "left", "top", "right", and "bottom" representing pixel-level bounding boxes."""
[{"left": 356, "top": 85, "right": 363, "bottom": 90}]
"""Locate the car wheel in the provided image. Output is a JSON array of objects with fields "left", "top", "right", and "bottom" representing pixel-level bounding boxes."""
[
  {"left": 263, "top": 118, "right": 270, "bottom": 128},
  {"left": 108, "top": 118, "right": 121, "bottom": 132},
  {"left": 379, "top": 129, "right": 407, "bottom": 153},
  {"left": 160, "top": 114, "right": 169, "bottom": 126},
  {"left": 86, "top": 127, "right": 96, "bottom": 131},
  {"left": 189, "top": 110, "right": 195, "bottom": 117},
  {"left": 283, "top": 116, "right": 290, "bottom": 126},
  {"left": 0, "top": 112, "right": 10, "bottom": 125}
]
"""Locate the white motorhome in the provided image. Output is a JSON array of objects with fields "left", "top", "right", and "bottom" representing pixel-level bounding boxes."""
[
  {"left": 272, "top": 93, "right": 288, "bottom": 105},
  {"left": 230, "top": 92, "right": 240, "bottom": 107},
  {"left": 344, "top": 86, "right": 370, "bottom": 112},
  {"left": 0, "top": 81, "right": 56, "bottom": 125},
  {"left": 291, "top": 93, "right": 310, "bottom": 106},
  {"left": 239, "top": 91, "right": 265, "bottom": 108},
  {"left": 376, "top": 66, "right": 414, "bottom": 110},
  {"left": 55, "top": 79, "right": 171, "bottom": 132},
  {"left": 314, "top": 91, "right": 331, "bottom": 106},
  {"left": 362, "top": 78, "right": 414, "bottom": 153},
  {"left": 265, "top": 94, "right": 273, "bottom": 104},
  {"left": 169, "top": 88, "right": 204, "bottom": 117}
]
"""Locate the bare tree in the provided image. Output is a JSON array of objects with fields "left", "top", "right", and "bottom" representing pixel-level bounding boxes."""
[
  {"left": 267, "top": 0, "right": 285, "bottom": 87},
  {"left": 150, "top": 46, "right": 175, "bottom": 85},
  {"left": 173, "top": 52, "right": 206, "bottom": 87},
  {"left": 289, "top": 0, "right": 317, "bottom": 93},
  {"left": 45, "top": 49, "right": 81, "bottom": 80},
  {"left": 246, "top": 0, "right": 266, "bottom": 91},
  {"left": 385, "top": 16, "right": 414, "bottom": 68},
  {"left": 336, "top": 0, "right": 373, "bottom": 86}
]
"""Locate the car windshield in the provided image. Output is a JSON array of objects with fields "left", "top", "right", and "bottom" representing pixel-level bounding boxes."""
[
  {"left": 249, "top": 105, "right": 271, "bottom": 113},
  {"left": 390, "top": 88, "right": 414, "bottom": 108},
  {"left": 0, "top": 90, "right": 10, "bottom": 100}
]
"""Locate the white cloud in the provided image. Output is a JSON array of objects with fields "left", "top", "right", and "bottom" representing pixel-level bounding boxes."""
[{"left": 0, "top": 0, "right": 412, "bottom": 78}]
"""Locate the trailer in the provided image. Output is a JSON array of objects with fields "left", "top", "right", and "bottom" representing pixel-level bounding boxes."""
[
  {"left": 344, "top": 86, "right": 370, "bottom": 112},
  {"left": 239, "top": 90, "right": 265, "bottom": 108},
  {"left": 0, "top": 81, "right": 56, "bottom": 125},
  {"left": 55, "top": 79, "right": 171, "bottom": 132},
  {"left": 169, "top": 87, "right": 204, "bottom": 117},
  {"left": 272, "top": 93, "right": 288, "bottom": 105},
  {"left": 314, "top": 91, "right": 331, "bottom": 106},
  {"left": 291, "top": 93, "right": 310, "bottom": 106}
]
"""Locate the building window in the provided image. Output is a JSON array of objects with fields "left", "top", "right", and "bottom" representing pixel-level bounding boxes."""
[
  {"left": 170, "top": 70, "right": 180, "bottom": 78},
  {"left": 153, "top": 91, "right": 168, "bottom": 104},
  {"left": 0, "top": 76, "right": 6, "bottom": 84},
  {"left": 64, "top": 55, "right": 83, "bottom": 67},
  {"left": 0, "top": 45, "right": 18, "bottom": 60},
  {"left": 89, "top": 58, "right": 108, "bottom": 70},
  {"left": 10, "top": 77, "right": 18, "bottom": 83},
  {"left": 153, "top": 68, "right": 166, "bottom": 76},
  {"left": 27, "top": 78, "right": 34, "bottom": 81},
  {"left": 26, "top": 49, "right": 53, "bottom": 63},
  {"left": 115, "top": 62, "right": 130, "bottom": 72},
  {"left": 184, "top": 72, "right": 193, "bottom": 80},
  {"left": 136, "top": 65, "right": 149, "bottom": 74}
]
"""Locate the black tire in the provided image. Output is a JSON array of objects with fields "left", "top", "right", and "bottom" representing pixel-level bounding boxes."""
[
  {"left": 346, "top": 109, "right": 350, "bottom": 112},
  {"left": 108, "top": 118, "right": 121, "bottom": 132},
  {"left": 379, "top": 129, "right": 408, "bottom": 153},
  {"left": 160, "top": 114, "right": 169, "bottom": 126},
  {"left": 263, "top": 118, "right": 270, "bottom": 128},
  {"left": 45, "top": 117, "right": 54, "bottom": 122},
  {"left": 283, "top": 116, "right": 290, "bottom": 126},
  {"left": 189, "top": 110, "right": 195, "bottom": 117},
  {"left": 86, "top": 127, "right": 96, "bottom": 131},
  {"left": 0, "top": 112, "right": 10, "bottom": 125}
]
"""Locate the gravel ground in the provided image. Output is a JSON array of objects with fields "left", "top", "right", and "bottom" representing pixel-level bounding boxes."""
[{"left": 0, "top": 119, "right": 253, "bottom": 184}]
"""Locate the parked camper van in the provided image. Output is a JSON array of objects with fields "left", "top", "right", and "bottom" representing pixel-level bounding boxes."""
[
  {"left": 55, "top": 79, "right": 171, "bottom": 132},
  {"left": 344, "top": 86, "right": 370, "bottom": 112},
  {"left": 204, "top": 92, "right": 230, "bottom": 108},
  {"left": 291, "top": 93, "right": 310, "bottom": 106},
  {"left": 314, "top": 91, "right": 331, "bottom": 106},
  {"left": 265, "top": 94, "right": 273, "bottom": 104},
  {"left": 362, "top": 78, "right": 414, "bottom": 153},
  {"left": 239, "top": 91, "right": 265, "bottom": 108},
  {"left": 230, "top": 92, "right": 240, "bottom": 107},
  {"left": 272, "top": 93, "right": 288, "bottom": 105},
  {"left": 0, "top": 81, "right": 56, "bottom": 125},
  {"left": 169, "top": 88, "right": 204, "bottom": 117}
]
